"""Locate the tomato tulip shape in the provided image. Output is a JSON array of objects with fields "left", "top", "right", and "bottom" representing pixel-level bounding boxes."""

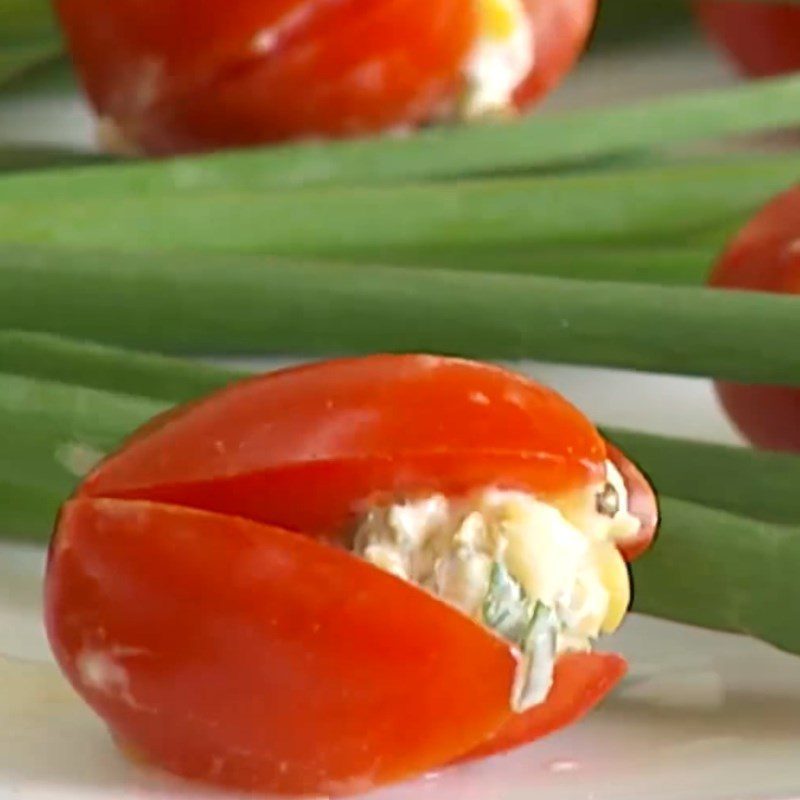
[
  {"left": 46, "top": 355, "right": 657, "bottom": 796},
  {"left": 54, "top": 0, "right": 597, "bottom": 154}
]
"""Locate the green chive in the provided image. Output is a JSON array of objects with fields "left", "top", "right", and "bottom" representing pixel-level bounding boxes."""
[
  {"left": 4, "top": 248, "right": 800, "bottom": 385},
  {"left": 483, "top": 561, "right": 531, "bottom": 642},
  {"left": 0, "top": 330, "right": 242, "bottom": 401},
  {"left": 0, "top": 480, "right": 64, "bottom": 543},
  {"left": 0, "top": 0, "right": 58, "bottom": 46},
  {"left": 592, "top": 1, "right": 692, "bottom": 48},
  {"left": 0, "top": 371, "right": 163, "bottom": 493},
  {"left": 0, "top": 155, "right": 796, "bottom": 255},
  {"left": 334, "top": 242, "right": 718, "bottom": 285},
  {"left": 0, "top": 146, "right": 112, "bottom": 173},
  {"left": 606, "top": 428, "right": 800, "bottom": 527},
  {"left": 632, "top": 498, "right": 800, "bottom": 656},
  {"left": 0, "top": 0, "right": 61, "bottom": 93},
  {"left": 0, "top": 43, "right": 59, "bottom": 90},
  {"left": 3, "top": 75, "right": 800, "bottom": 196}
]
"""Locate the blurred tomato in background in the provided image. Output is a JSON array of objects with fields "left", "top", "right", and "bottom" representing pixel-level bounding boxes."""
[
  {"left": 709, "top": 187, "right": 800, "bottom": 452},
  {"left": 694, "top": 1, "right": 800, "bottom": 77},
  {"left": 694, "top": 1, "right": 800, "bottom": 451},
  {"left": 54, "top": 0, "right": 597, "bottom": 155}
]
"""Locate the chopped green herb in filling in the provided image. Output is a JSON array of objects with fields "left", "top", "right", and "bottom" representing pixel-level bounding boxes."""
[{"left": 353, "top": 472, "right": 638, "bottom": 712}]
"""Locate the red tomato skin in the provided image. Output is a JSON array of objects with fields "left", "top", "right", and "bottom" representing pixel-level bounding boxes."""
[
  {"left": 46, "top": 356, "right": 657, "bottom": 794},
  {"left": 694, "top": 1, "right": 800, "bottom": 78},
  {"left": 605, "top": 444, "right": 660, "bottom": 562},
  {"left": 54, "top": 0, "right": 478, "bottom": 153},
  {"left": 46, "top": 497, "right": 623, "bottom": 795},
  {"left": 460, "top": 651, "right": 626, "bottom": 761},
  {"left": 716, "top": 383, "right": 800, "bottom": 451},
  {"left": 46, "top": 498, "right": 517, "bottom": 795},
  {"left": 513, "top": 0, "right": 597, "bottom": 109},
  {"left": 708, "top": 187, "right": 800, "bottom": 451},
  {"left": 81, "top": 355, "right": 608, "bottom": 525},
  {"left": 54, "top": 0, "right": 595, "bottom": 154}
]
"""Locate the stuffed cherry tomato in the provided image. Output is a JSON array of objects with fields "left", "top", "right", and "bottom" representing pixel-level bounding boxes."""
[
  {"left": 708, "top": 187, "right": 800, "bottom": 452},
  {"left": 46, "top": 355, "right": 657, "bottom": 796},
  {"left": 53, "top": 0, "right": 597, "bottom": 155},
  {"left": 694, "top": 1, "right": 800, "bottom": 77}
]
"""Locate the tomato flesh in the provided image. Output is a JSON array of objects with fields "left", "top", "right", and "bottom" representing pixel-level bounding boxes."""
[
  {"left": 46, "top": 355, "right": 657, "bottom": 795},
  {"left": 694, "top": 1, "right": 800, "bottom": 77},
  {"left": 708, "top": 187, "right": 800, "bottom": 451},
  {"left": 55, "top": 0, "right": 596, "bottom": 154}
]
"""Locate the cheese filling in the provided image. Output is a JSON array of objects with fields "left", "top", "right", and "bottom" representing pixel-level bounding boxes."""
[
  {"left": 352, "top": 462, "right": 640, "bottom": 712},
  {"left": 460, "top": 0, "right": 534, "bottom": 118}
]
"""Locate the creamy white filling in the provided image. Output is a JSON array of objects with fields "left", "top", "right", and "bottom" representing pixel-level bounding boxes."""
[
  {"left": 353, "top": 463, "right": 639, "bottom": 712},
  {"left": 460, "top": 0, "right": 534, "bottom": 118},
  {"left": 555, "top": 459, "right": 641, "bottom": 543}
]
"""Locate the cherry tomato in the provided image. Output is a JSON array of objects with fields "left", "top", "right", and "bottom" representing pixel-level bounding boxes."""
[
  {"left": 46, "top": 355, "right": 657, "bottom": 796},
  {"left": 54, "top": 0, "right": 597, "bottom": 154},
  {"left": 708, "top": 187, "right": 800, "bottom": 452},
  {"left": 694, "top": 1, "right": 800, "bottom": 77}
]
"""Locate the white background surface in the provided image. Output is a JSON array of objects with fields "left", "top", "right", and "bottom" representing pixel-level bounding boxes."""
[{"left": 3, "top": 36, "right": 797, "bottom": 800}]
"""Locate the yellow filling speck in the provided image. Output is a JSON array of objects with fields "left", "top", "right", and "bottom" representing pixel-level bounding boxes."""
[{"left": 477, "top": 0, "right": 517, "bottom": 40}]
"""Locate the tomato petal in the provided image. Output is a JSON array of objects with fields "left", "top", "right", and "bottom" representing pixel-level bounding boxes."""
[
  {"left": 513, "top": 0, "right": 597, "bottom": 109},
  {"left": 459, "top": 651, "right": 626, "bottom": 761},
  {"left": 605, "top": 443, "right": 659, "bottom": 562},
  {"left": 82, "top": 355, "right": 606, "bottom": 507},
  {"left": 46, "top": 498, "right": 517, "bottom": 795}
]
